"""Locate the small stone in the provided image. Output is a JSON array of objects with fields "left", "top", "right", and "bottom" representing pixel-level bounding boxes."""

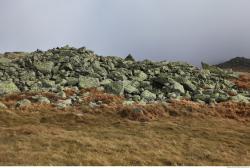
[
  {"left": 0, "top": 81, "right": 20, "bottom": 95},
  {"left": 37, "top": 97, "right": 50, "bottom": 104},
  {"left": 89, "top": 102, "right": 100, "bottom": 108},
  {"left": 132, "top": 95, "right": 141, "bottom": 101},
  {"left": 16, "top": 99, "right": 31, "bottom": 108},
  {"left": 0, "top": 102, "right": 7, "bottom": 109},
  {"left": 123, "top": 100, "right": 135, "bottom": 105},
  {"left": 57, "top": 91, "right": 67, "bottom": 98}
]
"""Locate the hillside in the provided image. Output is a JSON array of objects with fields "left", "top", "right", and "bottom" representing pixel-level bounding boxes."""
[
  {"left": 217, "top": 57, "right": 250, "bottom": 72},
  {"left": 0, "top": 46, "right": 250, "bottom": 165}
]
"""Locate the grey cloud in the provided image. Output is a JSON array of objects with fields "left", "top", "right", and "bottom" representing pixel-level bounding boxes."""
[{"left": 0, "top": 0, "right": 250, "bottom": 66}]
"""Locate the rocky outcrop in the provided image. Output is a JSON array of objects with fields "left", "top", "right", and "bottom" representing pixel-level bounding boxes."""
[{"left": 0, "top": 45, "right": 249, "bottom": 104}]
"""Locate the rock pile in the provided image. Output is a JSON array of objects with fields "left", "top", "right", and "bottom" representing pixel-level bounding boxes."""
[{"left": 0, "top": 45, "right": 249, "bottom": 104}]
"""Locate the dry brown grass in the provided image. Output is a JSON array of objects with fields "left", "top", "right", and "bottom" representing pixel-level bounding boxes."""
[
  {"left": 0, "top": 104, "right": 250, "bottom": 165},
  {"left": 231, "top": 72, "right": 250, "bottom": 90},
  {"left": 0, "top": 83, "right": 250, "bottom": 165}
]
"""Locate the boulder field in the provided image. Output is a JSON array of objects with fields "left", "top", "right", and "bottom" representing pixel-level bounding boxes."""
[{"left": 0, "top": 45, "right": 249, "bottom": 107}]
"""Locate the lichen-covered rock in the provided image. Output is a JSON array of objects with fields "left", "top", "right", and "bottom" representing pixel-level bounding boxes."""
[
  {"left": 16, "top": 99, "right": 31, "bottom": 108},
  {"left": 0, "top": 102, "right": 7, "bottom": 109},
  {"left": 34, "top": 61, "right": 54, "bottom": 74},
  {"left": 125, "top": 54, "right": 135, "bottom": 62},
  {"left": 42, "top": 80, "right": 56, "bottom": 88},
  {"left": 78, "top": 76, "right": 100, "bottom": 89},
  {"left": 66, "top": 77, "right": 79, "bottom": 86},
  {"left": 37, "top": 97, "right": 51, "bottom": 104},
  {"left": 133, "top": 70, "right": 148, "bottom": 81},
  {"left": 182, "top": 79, "right": 196, "bottom": 92},
  {"left": 104, "top": 81, "right": 124, "bottom": 95},
  {"left": 32, "top": 95, "right": 50, "bottom": 104},
  {"left": 0, "top": 46, "right": 249, "bottom": 104},
  {"left": 230, "top": 94, "right": 249, "bottom": 103},
  {"left": 0, "top": 81, "right": 20, "bottom": 95},
  {"left": 0, "top": 57, "right": 11, "bottom": 64},
  {"left": 170, "top": 80, "right": 185, "bottom": 94},
  {"left": 56, "top": 99, "right": 72, "bottom": 109},
  {"left": 141, "top": 90, "right": 156, "bottom": 101},
  {"left": 124, "top": 84, "right": 139, "bottom": 94}
]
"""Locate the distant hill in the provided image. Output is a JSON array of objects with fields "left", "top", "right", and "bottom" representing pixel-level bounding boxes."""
[{"left": 217, "top": 57, "right": 250, "bottom": 72}]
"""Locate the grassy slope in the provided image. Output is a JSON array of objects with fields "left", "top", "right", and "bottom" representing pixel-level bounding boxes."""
[
  {"left": 0, "top": 73, "right": 250, "bottom": 165},
  {"left": 0, "top": 107, "right": 250, "bottom": 166}
]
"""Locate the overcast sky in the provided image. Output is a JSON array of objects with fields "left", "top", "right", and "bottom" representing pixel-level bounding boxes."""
[{"left": 0, "top": 0, "right": 250, "bottom": 66}]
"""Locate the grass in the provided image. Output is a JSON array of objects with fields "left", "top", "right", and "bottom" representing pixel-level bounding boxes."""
[
  {"left": 0, "top": 99, "right": 250, "bottom": 165},
  {"left": 0, "top": 73, "right": 249, "bottom": 165},
  {"left": 231, "top": 72, "right": 250, "bottom": 90}
]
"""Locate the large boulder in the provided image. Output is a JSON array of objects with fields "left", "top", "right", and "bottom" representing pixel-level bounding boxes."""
[
  {"left": 124, "top": 84, "right": 139, "bottom": 94},
  {"left": 34, "top": 61, "right": 54, "bottom": 74},
  {"left": 0, "top": 57, "right": 11, "bottom": 65},
  {"left": 133, "top": 70, "right": 148, "bottom": 81},
  {"left": 104, "top": 81, "right": 124, "bottom": 95},
  {"left": 170, "top": 80, "right": 185, "bottom": 94},
  {"left": 141, "top": 90, "right": 156, "bottom": 101},
  {"left": 181, "top": 79, "right": 197, "bottom": 92},
  {"left": 0, "top": 81, "right": 20, "bottom": 95},
  {"left": 66, "top": 77, "right": 79, "bottom": 86},
  {"left": 78, "top": 76, "right": 100, "bottom": 89},
  {"left": 124, "top": 54, "right": 135, "bottom": 62},
  {"left": 230, "top": 94, "right": 249, "bottom": 103}
]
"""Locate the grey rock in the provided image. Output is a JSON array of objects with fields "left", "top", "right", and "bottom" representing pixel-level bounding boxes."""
[
  {"left": 66, "top": 77, "right": 79, "bottom": 86},
  {"left": 78, "top": 76, "right": 100, "bottom": 89},
  {"left": 56, "top": 99, "right": 72, "bottom": 109},
  {"left": 133, "top": 70, "right": 148, "bottom": 81},
  {"left": 0, "top": 102, "right": 7, "bottom": 109},
  {"left": 0, "top": 57, "right": 11, "bottom": 64},
  {"left": 125, "top": 54, "right": 135, "bottom": 62},
  {"left": 0, "top": 81, "right": 20, "bottom": 95},
  {"left": 124, "top": 84, "right": 139, "bottom": 94},
  {"left": 57, "top": 91, "right": 67, "bottom": 98},
  {"left": 182, "top": 79, "right": 196, "bottom": 92},
  {"left": 170, "top": 80, "right": 185, "bottom": 94},
  {"left": 34, "top": 61, "right": 54, "bottom": 74},
  {"left": 0, "top": 46, "right": 249, "bottom": 105},
  {"left": 141, "top": 90, "right": 156, "bottom": 101},
  {"left": 104, "top": 81, "right": 124, "bottom": 95},
  {"left": 132, "top": 95, "right": 141, "bottom": 101},
  {"left": 42, "top": 80, "right": 56, "bottom": 88},
  {"left": 16, "top": 99, "right": 31, "bottom": 108},
  {"left": 230, "top": 94, "right": 249, "bottom": 103},
  {"left": 37, "top": 97, "right": 51, "bottom": 104},
  {"left": 123, "top": 100, "right": 135, "bottom": 105}
]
